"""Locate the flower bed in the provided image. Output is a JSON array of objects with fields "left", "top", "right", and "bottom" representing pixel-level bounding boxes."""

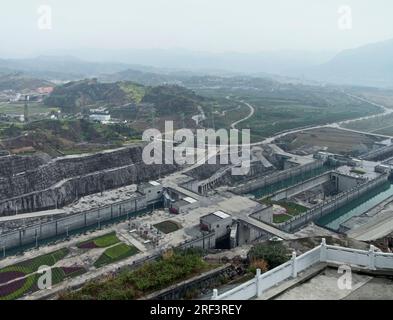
[
  {"left": 0, "top": 274, "right": 37, "bottom": 300},
  {"left": 77, "top": 232, "right": 120, "bottom": 249},
  {"left": 0, "top": 271, "right": 25, "bottom": 285},
  {"left": 0, "top": 278, "right": 26, "bottom": 298},
  {"left": 14, "top": 248, "right": 69, "bottom": 273},
  {"left": 0, "top": 248, "right": 70, "bottom": 300}
]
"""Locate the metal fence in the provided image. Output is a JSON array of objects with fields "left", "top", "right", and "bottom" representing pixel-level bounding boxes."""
[{"left": 0, "top": 194, "right": 155, "bottom": 257}]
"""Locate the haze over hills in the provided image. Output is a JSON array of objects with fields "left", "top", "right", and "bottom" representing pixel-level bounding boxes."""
[
  {"left": 0, "top": 56, "right": 147, "bottom": 81},
  {"left": 0, "top": 73, "right": 53, "bottom": 91},
  {"left": 42, "top": 48, "right": 335, "bottom": 76},
  {"left": 0, "top": 38, "right": 392, "bottom": 88},
  {"left": 306, "top": 38, "right": 393, "bottom": 87}
]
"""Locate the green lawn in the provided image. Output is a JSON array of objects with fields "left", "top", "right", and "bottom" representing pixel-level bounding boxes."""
[
  {"left": 51, "top": 267, "right": 87, "bottom": 285},
  {"left": 273, "top": 214, "right": 292, "bottom": 224},
  {"left": 261, "top": 198, "right": 308, "bottom": 224},
  {"left": 0, "top": 102, "right": 57, "bottom": 115},
  {"left": 350, "top": 169, "right": 366, "bottom": 175},
  {"left": 277, "top": 201, "right": 308, "bottom": 216},
  {"left": 154, "top": 221, "right": 182, "bottom": 234},
  {"left": 94, "top": 233, "right": 120, "bottom": 248},
  {"left": 94, "top": 243, "right": 139, "bottom": 268}
]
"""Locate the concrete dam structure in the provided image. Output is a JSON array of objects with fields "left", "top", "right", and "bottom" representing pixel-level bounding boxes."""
[{"left": 0, "top": 145, "right": 178, "bottom": 215}]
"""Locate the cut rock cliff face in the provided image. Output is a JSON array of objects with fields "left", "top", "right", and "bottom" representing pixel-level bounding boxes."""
[{"left": 0, "top": 145, "right": 178, "bottom": 216}]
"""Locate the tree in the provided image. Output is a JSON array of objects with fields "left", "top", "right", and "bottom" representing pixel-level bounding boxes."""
[{"left": 248, "top": 242, "right": 290, "bottom": 269}]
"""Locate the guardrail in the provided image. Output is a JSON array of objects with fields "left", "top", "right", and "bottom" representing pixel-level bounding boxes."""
[{"left": 212, "top": 238, "right": 393, "bottom": 300}]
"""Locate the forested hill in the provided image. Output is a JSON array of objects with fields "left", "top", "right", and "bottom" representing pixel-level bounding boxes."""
[
  {"left": 141, "top": 84, "right": 205, "bottom": 116},
  {"left": 44, "top": 79, "right": 205, "bottom": 116},
  {"left": 0, "top": 73, "right": 53, "bottom": 91}
]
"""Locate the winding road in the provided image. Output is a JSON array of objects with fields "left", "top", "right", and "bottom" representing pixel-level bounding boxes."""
[
  {"left": 154, "top": 92, "right": 392, "bottom": 165},
  {"left": 230, "top": 101, "right": 255, "bottom": 130},
  {"left": 226, "top": 93, "right": 393, "bottom": 147}
]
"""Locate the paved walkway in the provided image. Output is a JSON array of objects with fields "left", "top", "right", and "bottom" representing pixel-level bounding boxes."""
[{"left": 0, "top": 209, "right": 65, "bottom": 222}]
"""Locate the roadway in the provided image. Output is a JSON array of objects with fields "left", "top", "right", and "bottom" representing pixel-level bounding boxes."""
[{"left": 230, "top": 101, "right": 255, "bottom": 130}]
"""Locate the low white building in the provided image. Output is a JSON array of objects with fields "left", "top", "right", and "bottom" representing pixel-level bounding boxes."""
[
  {"left": 200, "top": 210, "right": 232, "bottom": 240},
  {"left": 89, "top": 114, "right": 111, "bottom": 122},
  {"left": 137, "top": 181, "right": 163, "bottom": 204}
]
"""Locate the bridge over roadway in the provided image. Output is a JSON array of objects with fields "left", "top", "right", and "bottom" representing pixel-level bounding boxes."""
[{"left": 236, "top": 216, "right": 297, "bottom": 241}]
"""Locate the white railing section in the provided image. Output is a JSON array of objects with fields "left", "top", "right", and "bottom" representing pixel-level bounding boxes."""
[{"left": 212, "top": 238, "right": 393, "bottom": 300}]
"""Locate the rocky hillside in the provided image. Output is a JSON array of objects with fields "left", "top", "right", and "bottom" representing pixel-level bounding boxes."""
[{"left": 0, "top": 145, "right": 178, "bottom": 215}]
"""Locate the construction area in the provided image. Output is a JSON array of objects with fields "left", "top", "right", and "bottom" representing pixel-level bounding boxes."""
[{"left": 2, "top": 125, "right": 393, "bottom": 300}]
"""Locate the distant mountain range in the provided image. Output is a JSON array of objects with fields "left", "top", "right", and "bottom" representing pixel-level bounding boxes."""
[
  {"left": 0, "top": 73, "right": 53, "bottom": 91},
  {"left": 0, "top": 38, "right": 392, "bottom": 88},
  {"left": 306, "top": 38, "right": 393, "bottom": 87},
  {"left": 0, "top": 56, "right": 147, "bottom": 81}
]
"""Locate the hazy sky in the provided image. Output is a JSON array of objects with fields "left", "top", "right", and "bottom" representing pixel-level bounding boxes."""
[{"left": 1, "top": 0, "right": 393, "bottom": 57}]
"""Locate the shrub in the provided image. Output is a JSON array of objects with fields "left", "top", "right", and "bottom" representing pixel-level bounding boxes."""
[
  {"left": 248, "top": 242, "right": 290, "bottom": 269},
  {"left": 61, "top": 250, "right": 210, "bottom": 300},
  {"left": 248, "top": 259, "right": 269, "bottom": 274}
]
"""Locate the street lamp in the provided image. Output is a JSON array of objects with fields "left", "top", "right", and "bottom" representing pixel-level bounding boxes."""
[
  {"left": 35, "top": 230, "right": 39, "bottom": 248},
  {"left": 97, "top": 217, "right": 101, "bottom": 229}
]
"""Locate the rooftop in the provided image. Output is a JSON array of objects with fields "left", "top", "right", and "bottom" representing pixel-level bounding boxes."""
[
  {"left": 275, "top": 267, "right": 393, "bottom": 300},
  {"left": 201, "top": 210, "right": 232, "bottom": 225}
]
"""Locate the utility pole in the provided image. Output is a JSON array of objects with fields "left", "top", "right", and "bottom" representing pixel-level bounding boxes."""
[
  {"left": 35, "top": 230, "right": 39, "bottom": 248},
  {"left": 24, "top": 95, "right": 29, "bottom": 123},
  {"left": 180, "top": 112, "right": 185, "bottom": 129}
]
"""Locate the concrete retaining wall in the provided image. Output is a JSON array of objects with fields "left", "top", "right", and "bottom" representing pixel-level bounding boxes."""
[
  {"left": 278, "top": 173, "right": 389, "bottom": 232},
  {"left": 233, "top": 160, "right": 324, "bottom": 195},
  {"left": 271, "top": 173, "right": 331, "bottom": 201},
  {"left": 0, "top": 194, "right": 151, "bottom": 253}
]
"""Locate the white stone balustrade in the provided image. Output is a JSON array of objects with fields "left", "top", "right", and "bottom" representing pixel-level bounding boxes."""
[{"left": 212, "top": 238, "right": 393, "bottom": 300}]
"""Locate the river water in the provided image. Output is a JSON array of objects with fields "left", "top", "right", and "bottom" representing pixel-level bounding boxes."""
[{"left": 317, "top": 181, "right": 393, "bottom": 231}]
